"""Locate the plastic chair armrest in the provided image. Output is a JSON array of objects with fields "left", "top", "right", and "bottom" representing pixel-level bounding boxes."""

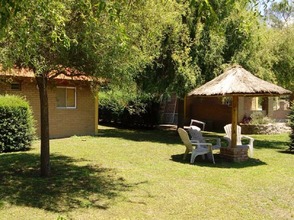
[
  {"left": 191, "top": 139, "right": 200, "bottom": 144},
  {"left": 241, "top": 135, "right": 253, "bottom": 140},
  {"left": 241, "top": 135, "right": 254, "bottom": 145},
  {"left": 192, "top": 142, "right": 213, "bottom": 150}
]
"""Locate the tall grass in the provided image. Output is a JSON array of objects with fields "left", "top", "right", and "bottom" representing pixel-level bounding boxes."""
[{"left": 0, "top": 125, "right": 293, "bottom": 220}]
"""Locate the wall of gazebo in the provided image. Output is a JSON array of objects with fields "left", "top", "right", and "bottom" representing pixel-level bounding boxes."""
[
  {"left": 186, "top": 96, "right": 231, "bottom": 130},
  {"left": 185, "top": 96, "right": 290, "bottom": 131}
]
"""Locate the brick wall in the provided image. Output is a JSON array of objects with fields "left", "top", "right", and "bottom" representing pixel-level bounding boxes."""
[
  {"left": 0, "top": 78, "right": 96, "bottom": 138},
  {"left": 220, "top": 146, "right": 249, "bottom": 162}
]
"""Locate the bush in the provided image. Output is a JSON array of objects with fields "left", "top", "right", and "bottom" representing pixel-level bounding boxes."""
[
  {"left": 250, "top": 112, "right": 274, "bottom": 125},
  {"left": 0, "top": 95, "right": 35, "bottom": 152},
  {"left": 288, "top": 101, "right": 294, "bottom": 151},
  {"left": 120, "top": 96, "right": 160, "bottom": 128},
  {"left": 99, "top": 90, "right": 159, "bottom": 128}
]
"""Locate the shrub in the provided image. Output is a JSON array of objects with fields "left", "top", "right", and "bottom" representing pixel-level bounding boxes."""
[
  {"left": 250, "top": 111, "right": 274, "bottom": 125},
  {"left": 99, "top": 90, "right": 126, "bottom": 123},
  {"left": 0, "top": 95, "right": 35, "bottom": 152},
  {"left": 99, "top": 90, "right": 159, "bottom": 128},
  {"left": 120, "top": 95, "right": 160, "bottom": 128},
  {"left": 288, "top": 101, "right": 294, "bottom": 151}
]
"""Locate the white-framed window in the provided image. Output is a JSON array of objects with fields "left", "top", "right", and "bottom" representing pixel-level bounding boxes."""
[{"left": 56, "top": 87, "right": 76, "bottom": 109}]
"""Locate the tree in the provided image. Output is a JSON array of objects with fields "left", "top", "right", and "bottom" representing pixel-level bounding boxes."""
[
  {"left": 0, "top": 0, "right": 22, "bottom": 29},
  {"left": 137, "top": 0, "right": 266, "bottom": 92},
  {"left": 135, "top": 1, "right": 198, "bottom": 99},
  {"left": 1, "top": 0, "right": 69, "bottom": 176},
  {"left": 1, "top": 0, "right": 106, "bottom": 176},
  {"left": 0, "top": 0, "right": 184, "bottom": 176},
  {"left": 265, "top": 0, "right": 294, "bottom": 28},
  {"left": 241, "top": 0, "right": 294, "bottom": 91},
  {"left": 0, "top": 0, "right": 134, "bottom": 176},
  {"left": 261, "top": 0, "right": 294, "bottom": 91},
  {"left": 271, "top": 26, "right": 294, "bottom": 91},
  {"left": 131, "top": 1, "right": 259, "bottom": 127}
]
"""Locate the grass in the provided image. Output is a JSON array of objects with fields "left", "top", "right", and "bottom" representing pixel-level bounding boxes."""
[{"left": 0, "top": 125, "right": 293, "bottom": 220}]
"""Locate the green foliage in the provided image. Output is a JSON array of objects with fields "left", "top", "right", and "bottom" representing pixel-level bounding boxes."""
[
  {"left": 0, "top": 0, "right": 183, "bottom": 175},
  {"left": 265, "top": 0, "right": 293, "bottom": 28},
  {"left": 127, "top": 1, "right": 198, "bottom": 98},
  {"left": 244, "top": 23, "right": 294, "bottom": 89},
  {"left": 0, "top": 0, "right": 22, "bottom": 30},
  {"left": 99, "top": 89, "right": 129, "bottom": 123},
  {"left": 253, "top": 0, "right": 294, "bottom": 89},
  {"left": 136, "top": 0, "right": 267, "bottom": 99},
  {"left": 271, "top": 27, "right": 294, "bottom": 91},
  {"left": 249, "top": 112, "right": 274, "bottom": 125},
  {"left": 288, "top": 102, "right": 294, "bottom": 151},
  {"left": 1, "top": 0, "right": 292, "bottom": 132},
  {"left": 99, "top": 86, "right": 159, "bottom": 128},
  {"left": 130, "top": 1, "right": 197, "bottom": 98},
  {"left": 0, "top": 95, "right": 35, "bottom": 152},
  {"left": 0, "top": 0, "right": 134, "bottom": 79}
]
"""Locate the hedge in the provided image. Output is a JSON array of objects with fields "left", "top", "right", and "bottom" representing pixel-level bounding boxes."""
[
  {"left": 99, "top": 92, "right": 159, "bottom": 128},
  {"left": 0, "top": 95, "right": 35, "bottom": 152}
]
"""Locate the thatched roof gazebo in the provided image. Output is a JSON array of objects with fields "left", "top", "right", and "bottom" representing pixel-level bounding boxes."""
[{"left": 188, "top": 65, "right": 291, "bottom": 161}]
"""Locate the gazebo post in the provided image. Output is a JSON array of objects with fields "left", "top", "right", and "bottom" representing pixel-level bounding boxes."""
[
  {"left": 221, "top": 95, "right": 249, "bottom": 161},
  {"left": 231, "top": 96, "right": 238, "bottom": 148}
]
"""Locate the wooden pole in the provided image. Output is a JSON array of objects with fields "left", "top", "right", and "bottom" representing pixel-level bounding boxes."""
[
  {"left": 184, "top": 95, "right": 187, "bottom": 120},
  {"left": 231, "top": 96, "right": 238, "bottom": 148}
]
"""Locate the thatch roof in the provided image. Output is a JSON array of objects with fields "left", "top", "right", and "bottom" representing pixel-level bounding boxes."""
[{"left": 188, "top": 66, "right": 291, "bottom": 96}]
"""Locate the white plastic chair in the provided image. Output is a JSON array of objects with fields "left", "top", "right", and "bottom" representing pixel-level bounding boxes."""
[
  {"left": 190, "top": 119, "right": 206, "bottom": 131},
  {"left": 223, "top": 124, "right": 254, "bottom": 157},
  {"left": 178, "top": 128, "right": 215, "bottom": 164},
  {"left": 188, "top": 125, "right": 221, "bottom": 151}
]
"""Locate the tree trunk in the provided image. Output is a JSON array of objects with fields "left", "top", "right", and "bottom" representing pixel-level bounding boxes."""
[{"left": 36, "top": 74, "right": 50, "bottom": 177}]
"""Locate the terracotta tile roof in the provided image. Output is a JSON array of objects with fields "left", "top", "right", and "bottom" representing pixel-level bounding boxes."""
[{"left": 0, "top": 66, "right": 103, "bottom": 82}]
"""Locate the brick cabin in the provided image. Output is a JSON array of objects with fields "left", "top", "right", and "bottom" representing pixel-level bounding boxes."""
[{"left": 0, "top": 68, "right": 99, "bottom": 138}]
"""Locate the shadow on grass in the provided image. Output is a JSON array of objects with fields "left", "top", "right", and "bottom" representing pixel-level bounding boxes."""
[
  {"left": 253, "top": 139, "right": 289, "bottom": 150},
  {"left": 0, "top": 152, "right": 136, "bottom": 212},
  {"left": 277, "top": 149, "right": 294, "bottom": 155},
  {"left": 170, "top": 153, "right": 267, "bottom": 169},
  {"left": 97, "top": 127, "right": 180, "bottom": 145}
]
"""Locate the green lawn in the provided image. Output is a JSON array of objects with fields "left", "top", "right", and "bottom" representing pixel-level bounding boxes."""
[{"left": 0, "top": 125, "right": 293, "bottom": 220}]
